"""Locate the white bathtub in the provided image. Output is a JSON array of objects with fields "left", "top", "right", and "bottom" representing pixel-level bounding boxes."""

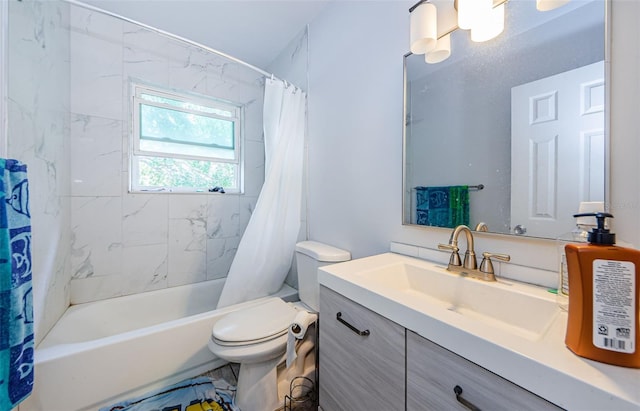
[{"left": 19, "top": 279, "right": 297, "bottom": 411}]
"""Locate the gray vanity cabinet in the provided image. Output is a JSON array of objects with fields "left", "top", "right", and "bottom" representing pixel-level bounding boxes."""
[
  {"left": 318, "top": 286, "right": 405, "bottom": 411},
  {"left": 406, "top": 330, "right": 563, "bottom": 411},
  {"left": 318, "top": 287, "right": 562, "bottom": 410}
]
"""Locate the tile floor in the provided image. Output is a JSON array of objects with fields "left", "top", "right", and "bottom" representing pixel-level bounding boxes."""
[
  {"left": 201, "top": 363, "right": 315, "bottom": 411},
  {"left": 201, "top": 362, "right": 240, "bottom": 386}
]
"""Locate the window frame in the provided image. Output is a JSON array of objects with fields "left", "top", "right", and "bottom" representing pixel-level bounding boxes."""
[{"left": 130, "top": 83, "right": 243, "bottom": 194}]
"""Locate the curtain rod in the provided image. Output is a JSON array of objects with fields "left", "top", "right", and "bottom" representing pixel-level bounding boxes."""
[{"left": 64, "top": 0, "right": 278, "bottom": 81}]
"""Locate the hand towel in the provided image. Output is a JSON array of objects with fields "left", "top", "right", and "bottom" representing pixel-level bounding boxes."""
[
  {"left": 416, "top": 185, "right": 469, "bottom": 228},
  {"left": 0, "top": 159, "right": 34, "bottom": 411}
]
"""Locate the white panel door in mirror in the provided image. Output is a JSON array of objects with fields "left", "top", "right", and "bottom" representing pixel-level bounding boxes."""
[{"left": 511, "top": 61, "right": 604, "bottom": 238}]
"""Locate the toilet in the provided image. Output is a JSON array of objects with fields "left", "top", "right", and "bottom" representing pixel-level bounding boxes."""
[{"left": 208, "top": 241, "right": 351, "bottom": 411}]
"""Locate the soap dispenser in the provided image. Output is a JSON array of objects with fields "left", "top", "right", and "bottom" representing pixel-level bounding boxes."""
[{"left": 564, "top": 212, "right": 640, "bottom": 368}]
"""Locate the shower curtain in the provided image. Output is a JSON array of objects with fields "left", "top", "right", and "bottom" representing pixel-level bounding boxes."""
[
  {"left": 217, "top": 79, "right": 306, "bottom": 308},
  {"left": 0, "top": 159, "right": 33, "bottom": 410}
]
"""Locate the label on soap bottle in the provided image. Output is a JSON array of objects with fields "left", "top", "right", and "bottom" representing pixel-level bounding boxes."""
[{"left": 592, "top": 259, "right": 636, "bottom": 354}]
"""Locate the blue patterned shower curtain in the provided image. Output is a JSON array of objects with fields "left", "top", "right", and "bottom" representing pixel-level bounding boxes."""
[{"left": 0, "top": 160, "right": 33, "bottom": 410}]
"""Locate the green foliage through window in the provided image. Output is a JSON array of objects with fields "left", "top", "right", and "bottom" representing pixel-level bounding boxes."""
[{"left": 138, "top": 156, "right": 236, "bottom": 190}]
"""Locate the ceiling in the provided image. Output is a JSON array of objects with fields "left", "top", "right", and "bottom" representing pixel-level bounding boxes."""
[{"left": 79, "top": 0, "right": 332, "bottom": 69}]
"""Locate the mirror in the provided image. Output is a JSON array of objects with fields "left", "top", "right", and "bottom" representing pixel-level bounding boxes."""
[{"left": 403, "top": 0, "right": 607, "bottom": 239}]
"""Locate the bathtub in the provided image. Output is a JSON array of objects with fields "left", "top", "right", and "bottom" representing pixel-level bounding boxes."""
[{"left": 19, "top": 279, "right": 297, "bottom": 411}]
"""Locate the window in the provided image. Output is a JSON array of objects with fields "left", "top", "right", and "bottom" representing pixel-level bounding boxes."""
[{"left": 130, "top": 83, "right": 242, "bottom": 193}]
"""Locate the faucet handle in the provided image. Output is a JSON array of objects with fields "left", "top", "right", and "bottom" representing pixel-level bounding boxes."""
[
  {"left": 438, "top": 243, "right": 462, "bottom": 267},
  {"left": 438, "top": 243, "right": 458, "bottom": 252},
  {"left": 479, "top": 252, "right": 511, "bottom": 274}
]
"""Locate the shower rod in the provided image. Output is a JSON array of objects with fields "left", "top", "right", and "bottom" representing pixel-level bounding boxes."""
[{"left": 64, "top": 0, "right": 279, "bottom": 81}]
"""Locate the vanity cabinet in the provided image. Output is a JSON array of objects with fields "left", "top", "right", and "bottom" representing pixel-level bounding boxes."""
[
  {"left": 318, "top": 286, "right": 405, "bottom": 411},
  {"left": 319, "top": 287, "right": 564, "bottom": 411},
  {"left": 407, "top": 331, "right": 562, "bottom": 411}
]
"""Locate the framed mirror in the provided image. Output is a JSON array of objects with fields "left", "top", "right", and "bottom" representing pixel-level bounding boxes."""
[{"left": 403, "top": 0, "right": 607, "bottom": 239}]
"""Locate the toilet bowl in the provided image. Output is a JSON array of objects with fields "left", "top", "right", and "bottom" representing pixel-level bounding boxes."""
[
  {"left": 208, "top": 298, "right": 301, "bottom": 411},
  {"left": 208, "top": 241, "right": 351, "bottom": 411},
  {"left": 208, "top": 298, "right": 299, "bottom": 364}
]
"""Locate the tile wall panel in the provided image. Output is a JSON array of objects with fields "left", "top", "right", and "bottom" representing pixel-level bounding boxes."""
[
  {"left": 7, "top": 0, "right": 71, "bottom": 344},
  {"left": 69, "top": 5, "right": 265, "bottom": 303}
]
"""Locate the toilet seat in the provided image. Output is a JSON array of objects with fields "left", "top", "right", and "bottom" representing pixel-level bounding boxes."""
[{"left": 212, "top": 298, "right": 298, "bottom": 346}]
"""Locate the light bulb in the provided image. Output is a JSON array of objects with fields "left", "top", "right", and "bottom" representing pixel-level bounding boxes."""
[
  {"left": 470, "top": 3, "right": 505, "bottom": 42},
  {"left": 536, "top": 0, "right": 570, "bottom": 12},
  {"left": 457, "top": 0, "right": 492, "bottom": 30}
]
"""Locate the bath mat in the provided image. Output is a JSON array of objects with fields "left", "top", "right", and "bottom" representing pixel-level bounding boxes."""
[{"left": 99, "top": 376, "right": 238, "bottom": 411}]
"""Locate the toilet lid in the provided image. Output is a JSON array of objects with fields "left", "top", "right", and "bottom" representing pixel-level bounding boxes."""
[{"left": 212, "top": 298, "right": 298, "bottom": 344}]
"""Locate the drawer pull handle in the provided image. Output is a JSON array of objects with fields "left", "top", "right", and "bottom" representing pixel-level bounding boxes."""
[
  {"left": 454, "top": 385, "right": 481, "bottom": 411},
  {"left": 336, "top": 312, "right": 370, "bottom": 336}
]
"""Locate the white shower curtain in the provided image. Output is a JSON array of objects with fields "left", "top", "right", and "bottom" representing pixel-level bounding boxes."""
[{"left": 216, "top": 78, "right": 306, "bottom": 308}]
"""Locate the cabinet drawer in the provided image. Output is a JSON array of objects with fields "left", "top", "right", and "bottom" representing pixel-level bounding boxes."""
[
  {"left": 407, "top": 331, "right": 563, "bottom": 411},
  {"left": 319, "top": 286, "right": 405, "bottom": 411}
]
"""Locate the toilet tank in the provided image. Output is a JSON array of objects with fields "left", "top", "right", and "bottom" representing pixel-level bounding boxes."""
[{"left": 295, "top": 241, "right": 351, "bottom": 311}]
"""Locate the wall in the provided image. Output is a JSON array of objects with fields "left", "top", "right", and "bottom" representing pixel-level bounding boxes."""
[
  {"left": 68, "top": 5, "right": 265, "bottom": 303},
  {"left": 609, "top": 0, "right": 640, "bottom": 251},
  {"left": 307, "top": 0, "right": 640, "bottom": 286},
  {"left": 7, "top": 0, "right": 71, "bottom": 345},
  {"left": 268, "top": 27, "right": 309, "bottom": 92},
  {"left": 0, "top": 0, "right": 6, "bottom": 155},
  {"left": 307, "top": 1, "right": 410, "bottom": 259}
]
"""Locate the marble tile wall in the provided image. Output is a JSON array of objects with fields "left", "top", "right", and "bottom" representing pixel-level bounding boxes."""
[
  {"left": 7, "top": 0, "right": 71, "bottom": 345},
  {"left": 68, "top": 5, "right": 266, "bottom": 303}
]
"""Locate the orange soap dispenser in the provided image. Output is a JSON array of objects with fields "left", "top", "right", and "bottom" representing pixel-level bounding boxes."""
[{"left": 564, "top": 212, "right": 640, "bottom": 368}]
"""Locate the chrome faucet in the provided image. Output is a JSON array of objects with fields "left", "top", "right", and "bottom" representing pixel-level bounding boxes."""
[
  {"left": 474, "top": 222, "right": 489, "bottom": 232},
  {"left": 438, "top": 225, "right": 477, "bottom": 270},
  {"left": 438, "top": 225, "right": 510, "bottom": 281}
]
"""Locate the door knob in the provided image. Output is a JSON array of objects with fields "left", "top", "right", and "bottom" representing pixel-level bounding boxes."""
[{"left": 514, "top": 224, "right": 527, "bottom": 235}]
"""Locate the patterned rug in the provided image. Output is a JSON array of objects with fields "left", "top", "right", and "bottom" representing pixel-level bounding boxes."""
[{"left": 99, "top": 376, "right": 238, "bottom": 411}]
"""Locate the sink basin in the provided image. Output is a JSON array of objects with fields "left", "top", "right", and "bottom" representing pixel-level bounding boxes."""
[{"left": 328, "top": 255, "right": 561, "bottom": 341}]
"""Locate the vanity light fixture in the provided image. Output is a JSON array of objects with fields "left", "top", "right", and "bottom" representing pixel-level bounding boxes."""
[
  {"left": 410, "top": 1, "right": 438, "bottom": 54},
  {"left": 409, "top": 0, "right": 570, "bottom": 63},
  {"left": 536, "top": 0, "right": 570, "bottom": 12},
  {"left": 470, "top": 3, "right": 505, "bottom": 43},
  {"left": 425, "top": 34, "right": 451, "bottom": 64},
  {"left": 457, "top": 0, "right": 493, "bottom": 30}
]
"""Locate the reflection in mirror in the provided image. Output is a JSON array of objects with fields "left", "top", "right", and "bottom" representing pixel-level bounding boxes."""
[{"left": 403, "top": 0, "right": 606, "bottom": 239}]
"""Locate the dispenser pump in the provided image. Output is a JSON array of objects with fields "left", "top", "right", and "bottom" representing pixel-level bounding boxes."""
[
  {"left": 565, "top": 211, "right": 640, "bottom": 368},
  {"left": 573, "top": 212, "right": 615, "bottom": 245}
]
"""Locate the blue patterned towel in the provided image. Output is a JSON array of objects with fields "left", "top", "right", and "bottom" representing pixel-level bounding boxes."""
[
  {"left": 100, "top": 377, "right": 238, "bottom": 411},
  {"left": 416, "top": 185, "right": 469, "bottom": 228},
  {"left": 0, "top": 159, "right": 34, "bottom": 410}
]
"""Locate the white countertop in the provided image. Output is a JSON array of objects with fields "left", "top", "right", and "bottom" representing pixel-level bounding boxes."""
[{"left": 318, "top": 252, "right": 640, "bottom": 411}]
